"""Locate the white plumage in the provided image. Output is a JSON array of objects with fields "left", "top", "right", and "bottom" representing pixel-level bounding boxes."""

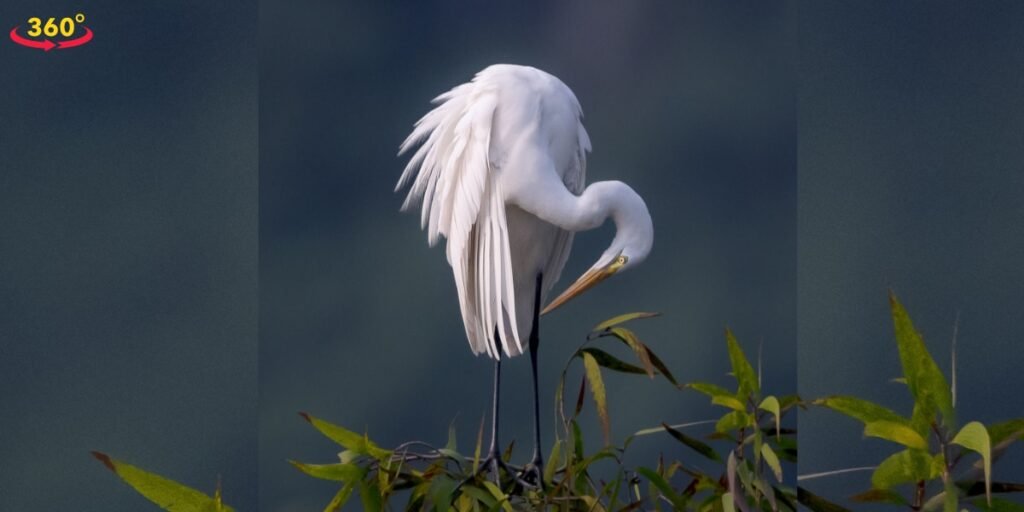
[
  {"left": 398, "top": 64, "right": 652, "bottom": 360},
  {"left": 398, "top": 65, "right": 589, "bottom": 358}
]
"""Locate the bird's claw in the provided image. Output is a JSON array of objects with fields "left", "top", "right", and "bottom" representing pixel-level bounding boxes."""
[
  {"left": 518, "top": 461, "right": 543, "bottom": 490},
  {"left": 466, "top": 451, "right": 540, "bottom": 492}
]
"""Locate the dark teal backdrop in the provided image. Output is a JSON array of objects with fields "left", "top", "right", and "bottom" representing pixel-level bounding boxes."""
[
  {"left": 0, "top": 1, "right": 257, "bottom": 510},
  {"left": 799, "top": 1, "right": 1024, "bottom": 506},
  {"left": 259, "top": 1, "right": 795, "bottom": 510}
]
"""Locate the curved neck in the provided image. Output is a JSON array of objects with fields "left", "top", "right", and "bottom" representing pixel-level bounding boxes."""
[{"left": 579, "top": 180, "right": 654, "bottom": 266}]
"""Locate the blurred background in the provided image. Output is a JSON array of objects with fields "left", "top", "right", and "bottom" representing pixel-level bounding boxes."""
[
  {"left": 0, "top": 1, "right": 257, "bottom": 510},
  {"left": 260, "top": 1, "right": 795, "bottom": 510},
  {"left": 799, "top": 1, "right": 1024, "bottom": 507}
]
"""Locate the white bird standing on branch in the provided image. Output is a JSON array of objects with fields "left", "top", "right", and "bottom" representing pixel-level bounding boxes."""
[{"left": 397, "top": 64, "right": 653, "bottom": 486}]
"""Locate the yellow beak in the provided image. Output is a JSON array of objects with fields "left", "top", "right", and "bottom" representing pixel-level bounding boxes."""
[{"left": 541, "top": 256, "right": 626, "bottom": 315}]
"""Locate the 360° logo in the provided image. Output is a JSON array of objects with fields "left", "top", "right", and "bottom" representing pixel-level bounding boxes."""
[{"left": 10, "top": 13, "right": 92, "bottom": 52}]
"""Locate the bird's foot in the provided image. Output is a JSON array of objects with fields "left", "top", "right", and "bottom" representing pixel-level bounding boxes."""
[
  {"left": 518, "top": 456, "right": 544, "bottom": 490},
  {"left": 468, "top": 450, "right": 537, "bottom": 491}
]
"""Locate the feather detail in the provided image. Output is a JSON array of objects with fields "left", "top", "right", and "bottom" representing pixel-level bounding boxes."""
[{"left": 397, "top": 72, "right": 525, "bottom": 357}]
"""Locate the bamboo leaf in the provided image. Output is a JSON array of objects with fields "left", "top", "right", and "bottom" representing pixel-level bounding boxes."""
[
  {"left": 593, "top": 312, "right": 660, "bottom": 331},
  {"left": 544, "top": 440, "right": 562, "bottom": 486},
  {"left": 480, "top": 481, "right": 514, "bottom": 512},
  {"left": 716, "top": 411, "right": 751, "bottom": 434},
  {"left": 427, "top": 475, "right": 457, "bottom": 512},
  {"left": 582, "top": 351, "right": 611, "bottom": 445},
  {"left": 889, "top": 292, "right": 955, "bottom": 428},
  {"left": 761, "top": 444, "right": 783, "bottom": 482},
  {"left": 359, "top": 480, "right": 384, "bottom": 512},
  {"left": 608, "top": 327, "right": 656, "bottom": 378},
  {"left": 645, "top": 346, "right": 680, "bottom": 387},
  {"left": 91, "top": 452, "right": 235, "bottom": 512},
  {"left": 688, "top": 382, "right": 734, "bottom": 400},
  {"left": 722, "top": 492, "right": 736, "bottom": 512},
  {"left": 988, "top": 419, "right": 1024, "bottom": 446},
  {"left": 324, "top": 480, "right": 358, "bottom": 512},
  {"left": 578, "top": 347, "right": 648, "bottom": 375},
  {"left": 662, "top": 422, "right": 720, "bottom": 461},
  {"left": 288, "top": 461, "right": 364, "bottom": 482},
  {"left": 952, "top": 421, "right": 992, "bottom": 506},
  {"left": 726, "top": 329, "right": 759, "bottom": 397},
  {"left": 864, "top": 420, "right": 930, "bottom": 450},
  {"left": 814, "top": 396, "right": 910, "bottom": 426},
  {"left": 871, "top": 449, "right": 941, "bottom": 490},
  {"left": 713, "top": 395, "right": 748, "bottom": 411},
  {"left": 299, "top": 412, "right": 390, "bottom": 460},
  {"left": 759, "top": 395, "right": 782, "bottom": 440},
  {"left": 972, "top": 497, "right": 1024, "bottom": 511},
  {"left": 637, "top": 466, "right": 687, "bottom": 509}
]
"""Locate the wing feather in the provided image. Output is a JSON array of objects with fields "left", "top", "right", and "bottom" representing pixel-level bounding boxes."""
[{"left": 397, "top": 75, "right": 525, "bottom": 358}]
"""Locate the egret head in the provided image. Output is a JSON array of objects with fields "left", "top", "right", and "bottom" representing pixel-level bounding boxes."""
[{"left": 542, "top": 183, "right": 653, "bottom": 315}]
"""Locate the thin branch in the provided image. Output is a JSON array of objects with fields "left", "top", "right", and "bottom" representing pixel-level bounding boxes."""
[{"left": 797, "top": 466, "right": 877, "bottom": 481}]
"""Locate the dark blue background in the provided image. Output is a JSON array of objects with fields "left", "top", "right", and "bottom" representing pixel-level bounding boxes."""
[
  {"left": 259, "top": 1, "right": 795, "bottom": 510},
  {"left": 799, "top": 1, "right": 1024, "bottom": 507},
  {"left": 0, "top": 1, "right": 257, "bottom": 510}
]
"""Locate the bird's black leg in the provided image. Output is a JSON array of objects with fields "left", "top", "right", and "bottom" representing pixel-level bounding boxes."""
[
  {"left": 520, "top": 273, "right": 545, "bottom": 487},
  {"left": 470, "top": 329, "right": 537, "bottom": 490},
  {"left": 486, "top": 352, "right": 502, "bottom": 481}
]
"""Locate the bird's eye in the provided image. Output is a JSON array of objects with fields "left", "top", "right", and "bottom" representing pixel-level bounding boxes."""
[{"left": 616, "top": 255, "right": 628, "bottom": 265}]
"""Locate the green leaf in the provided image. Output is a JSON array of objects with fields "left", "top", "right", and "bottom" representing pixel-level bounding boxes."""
[
  {"left": 972, "top": 497, "right": 1024, "bottom": 512},
  {"left": 889, "top": 292, "right": 955, "bottom": 429},
  {"left": 797, "top": 487, "right": 853, "bottom": 512},
  {"left": 288, "top": 461, "right": 364, "bottom": 482},
  {"left": 578, "top": 347, "right": 648, "bottom": 375},
  {"left": 952, "top": 421, "right": 992, "bottom": 506},
  {"left": 712, "top": 395, "right": 748, "bottom": 411},
  {"left": 761, "top": 443, "right": 783, "bottom": 482},
  {"left": 721, "top": 492, "right": 735, "bottom": 512},
  {"left": 688, "top": 382, "right": 734, "bottom": 400},
  {"left": 608, "top": 327, "right": 656, "bottom": 378},
  {"left": 543, "top": 439, "right": 562, "bottom": 485},
  {"left": 427, "top": 475, "right": 457, "bottom": 512},
  {"left": 459, "top": 485, "right": 498, "bottom": 508},
  {"left": 593, "top": 312, "right": 660, "bottom": 331},
  {"left": 864, "top": 420, "right": 930, "bottom": 450},
  {"left": 645, "top": 344, "right": 681, "bottom": 387},
  {"left": 358, "top": 479, "right": 383, "bottom": 512},
  {"left": 91, "top": 452, "right": 235, "bottom": 512},
  {"left": 988, "top": 419, "right": 1024, "bottom": 446},
  {"left": 759, "top": 395, "right": 782, "bottom": 440},
  {"left": 871, "top": 449, "right": 941, "bottom": 490},
  {"left": 571, "top": 419, "right": 585, "bottom": 464},
  {"left": 814, "top": 395, "right": 910, "bottom": 425},
  {"left": 716, "top": 410, "right": 751, "bottom": 434},
  {"left": 324, "top": 480, "right": 358, "bottom": 512},
  {"left": 637, "top": 466, "right": 687, "bottom": 509},
  {"left": 299, "top": 413, "right": 390, "bottom": 460},
  {"left": 472, "top": 415, "right": 484, "bottom": 474},
  {"left": 480, "top": 481, "right": 514, "bottom": 512},
  {"left": 726, "top": 328, "right": 759, "bottom": 398},
  {"left": 582, "top": 351, "right": 611, "bottom": 445},
  {"left": 662, "top": 422, "right": 720, "bottom": 461}
]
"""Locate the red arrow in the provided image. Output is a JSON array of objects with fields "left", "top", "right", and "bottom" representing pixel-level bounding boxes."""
[
  {"left": 9, "top": 26, "right": 55, "bottom": 51},
  {"left": 58, "top": 26, "right": 92, "bottom": 49}
]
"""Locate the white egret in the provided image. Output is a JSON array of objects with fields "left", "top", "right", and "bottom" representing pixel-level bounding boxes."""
[{"left": 397, "top": 64, "right": 653, "bottom": 486}]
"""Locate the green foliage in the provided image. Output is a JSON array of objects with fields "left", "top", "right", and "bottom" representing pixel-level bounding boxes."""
[
  {"left": 281, "top": 313, "right": 798, "bottom": 510},
  {"left": 800, "top": 291, "right": 1024, "bottom": 511},
  {"left": 90, "top": 452, "right": 233, "bottom": 511}
]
